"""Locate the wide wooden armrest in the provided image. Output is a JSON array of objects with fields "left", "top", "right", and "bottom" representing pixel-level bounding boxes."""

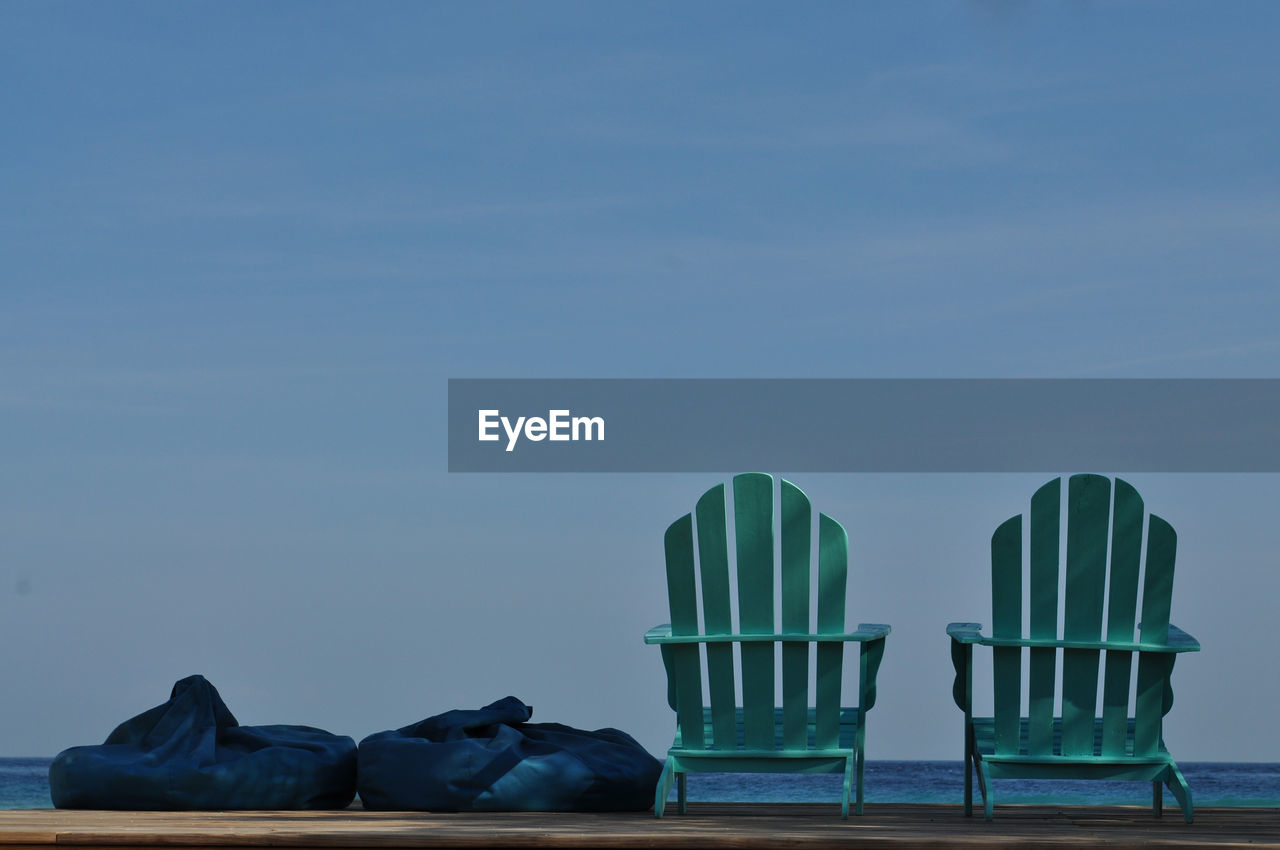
[
  {"left": 854, "top": 623, "right": 891, "bottom": 641},
  {"left": 945, "top": 622, "right": 1196, "bottom": 653},
  {"left": 1164, "top": 624, "right": 1201, "bottom": 651},
  {"left": 946, "top": 622, "right": 984, "bottom": 643},
  {"left": 644, "top": 624, "right": 674, "bottom": 644},
  {"left": 645, "top": 624, "right": 891, "bottom": 645}
]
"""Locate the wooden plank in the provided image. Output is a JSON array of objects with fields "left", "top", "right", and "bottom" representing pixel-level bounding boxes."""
[
  {"left": 1027, "top": 479, "right": 1060, "bottom": 757},
  {"left": 1061, "top": 474, "right": 1110, "bottom": 757},
  {"left": 814, "top": 514, "right": 847, "bottom": 749},
  {"left": 1135, "top": 514, "right": 1178, "bottom": 757},
  {"left": 779, "top": 479, "right": 811, "bottom": 750},
  {"left": 693, "top": 706, "right": 857, "bottom": 753},
  {"left": 2, "top": 805, "right": 1278, "bottom": 849},
  {"left": 695, "top": 484, "right": 737, "bottom": 751},
  {"left": 733, "top": 473, "right": 776, "bottom": 750},
  {"left": 1105, "top": 479, "right": 1145, "bottom": 642},
  {"left": 1101, "top": 478, "right": 1143, "bottom": 757},
  {"left": 664, "top": 514, "right": 704, "bottom": 749},
  {"left": 1138, "top": 515, "right": 1177, "bottom": 645},
  {"left": 990, "top": 516, "right": 1022, "bottom": 756}
]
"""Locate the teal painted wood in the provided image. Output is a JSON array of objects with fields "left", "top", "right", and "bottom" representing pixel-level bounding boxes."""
[
  {"left": 734, "top": 473, "right": 776, "bottom": 751},
  {"left": 815, "top": 514, "right": 847, "bottom": 750},
  {"left": 947, "top": 475, "right": 1199, "bottom": 824},
  {"left": 646, "top": 627, "right": 893, "bottom": 645},
  {"left": 647, "top": 474, "right": 890, "bottom": 819},
  {"left": 990, "top": 517, "right": 1021, "bottom": 757},
  {"left": 674, "top": 707, "right": 861, "bottom": 752},
  {"left": 664, "top": 515, "right": 704, "bottom": 751},
  {"left": 1101, "top": 479, "right": 1143, "bottom": 757},
  {"left": 974, "top": 717, "right": 1172, "bottom": 766},
  {"left": 1027, "top": 479, "right": 1060, "bottom": 757},
  {"left": 1135, "top": 514, "right": 1177, "bottom": 757},
  {"left": 695, "top": 485, "right": 737, "bottom": 751},
  {"left": 780, "top": 480, "right": 811, "bottom": 750},
  {"left": 1061, "top": 474, "right": 1110, "bottom": 757},
  {"left": 1139, "top": 515, "right": 1177, "bottom": 643}
]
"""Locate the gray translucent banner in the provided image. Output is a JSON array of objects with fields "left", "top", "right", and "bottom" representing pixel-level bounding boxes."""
[{"left": 447, "top": 379, "right": 1280, "bottom": 472}]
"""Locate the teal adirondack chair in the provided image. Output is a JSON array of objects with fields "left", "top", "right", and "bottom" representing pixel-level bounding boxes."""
[
  {"left": 948, "top": 474, "right": 1200, "bottom": 822},
  {"left": 644, "top": 473, "right": 890, "bottom": 818}
]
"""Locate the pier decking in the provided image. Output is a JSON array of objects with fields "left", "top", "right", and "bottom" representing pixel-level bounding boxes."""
[{"left": 2, "top": 804, "right": 1278, "bottom": 849}]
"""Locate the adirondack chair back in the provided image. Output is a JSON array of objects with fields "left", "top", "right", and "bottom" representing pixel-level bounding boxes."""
[
  {"left": 988, "top": 474, "right": 1179, "bottom": 761},
  {"left": 662, "top": 472, "right": 853, "bottom": 753}
]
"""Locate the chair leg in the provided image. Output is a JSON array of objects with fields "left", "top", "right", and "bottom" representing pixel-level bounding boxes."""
[
  {"left": 963, "top": 725, "right": 974, "bottom": 817},
  {"left": 963, "top": 757, "right": 973, "bottom": 816},
  {"left": 855, "top": 747, "right": 866, "bottom": 816},
  {"left": 977, "top": 760, "right": 994, "bottom": 822},
  {"left": 971, "top": 752, "right": 987, "bottom": 817},
  {"left": 841, "top": 756, "right": 853, "bottom": 819},
  {"left": 1153, "top": 780, "right": 1163, "bottom": 817},
  {"left": 653, "top": 758, "right": 675, "bottom": 818},
  {"left": 1164, "top": 763, "right": 1194, "bottom": 824},
  {"left": 677, "top": 772, "right": 687, "bottom": 814}
]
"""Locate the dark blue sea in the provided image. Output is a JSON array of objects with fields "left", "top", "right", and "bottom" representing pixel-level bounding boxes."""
[{"left": 4, "top": 758, "right": 1278, "bottom": 809}]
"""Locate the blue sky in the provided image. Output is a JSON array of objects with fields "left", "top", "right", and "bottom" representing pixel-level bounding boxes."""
[{"left": 3, "top": 2, "right": 1280, "bottom": 765}]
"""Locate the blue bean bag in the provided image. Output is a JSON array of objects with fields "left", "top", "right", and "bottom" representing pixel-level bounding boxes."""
[
  {"left": 49, "top": 675, "right": 357, "bottom": 809},
  {"left": 358, "top": 696, "right": 661, "bottom": 811}
]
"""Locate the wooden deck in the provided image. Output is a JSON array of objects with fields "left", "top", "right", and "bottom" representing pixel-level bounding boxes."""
[{"left": 1, "top": 804, "right": 1278, "bottom": 849}]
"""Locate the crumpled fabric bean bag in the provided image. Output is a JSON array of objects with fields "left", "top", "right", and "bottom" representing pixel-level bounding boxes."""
[
  {"left": 49, "top": 674, "right": 357, "bottom": 810},
  {"left": 357, "top": 696, "right": 662, "bottom": 811}
]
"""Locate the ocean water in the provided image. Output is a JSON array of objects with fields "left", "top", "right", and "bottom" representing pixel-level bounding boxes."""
[
  {"left": 0, "top": 760, "right": 55, "bottom": 809},
  {"left": 4, "top": 758, "right": 1278, "bottom": 809},
  {"left": 676, "top": 761, "right": 1280, "bottom": 807}
]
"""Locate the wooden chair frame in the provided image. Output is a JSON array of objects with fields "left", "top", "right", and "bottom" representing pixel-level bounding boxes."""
[
  {"left": 645, "top": 473, "right": 889, "bottom": 818},
  {"left": 948, "top": 475, "right": 1200, "bottom": 822}
]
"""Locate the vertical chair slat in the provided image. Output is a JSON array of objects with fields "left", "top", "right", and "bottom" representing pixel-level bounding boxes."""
[
  {"left": 1061, "top": 474, "right": 1111, "bottom": 757},
  {"left": 1135, "top": 515, "right": 1177, "bottom": 756},
  {"left": 1139, "top": 515, "right": 1176, "bottom": 644},
  {"left": 814, "top": 513, "right": 847, "bottom": 749},
  {"left": 696, "top": 485, "right": 737, "bottom": 750},
  {"left": 1027, "top": 479, "right": 1060, "bottom": 756},
  {"left": 665, "top": 514, "right": 705, "bottom": 749},
  {"left": 991, "top": 516, "right": 1022, "bottom": 756},
  {"left": 780, "top": 480, "right": 812, "bottom": 750},
  {"left": 1101, "top": 478, "right": 1143, "bottom": 757},
  {"left": 1135, "top": 653, "right": 1172, "bottom": 758},
  {"left": 734, "top": 473, "right": 776, "bottom": 750}
]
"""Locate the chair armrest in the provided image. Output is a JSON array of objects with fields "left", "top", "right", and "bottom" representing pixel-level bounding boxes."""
[
  {"left": 975, "top": 635, "right": 1197, "bottom": 653},
  {"left": 855, "top": 623, "right": 891, "bottom": 641},
  {"left": 644, "top": 624, "right": 678, "bottom": 711},
  {"left": 947, "top": 622, "right": 981, "bottom": 713},
  {"left": 945, "top": 621, "right": 1197, "bottom": 654},
  {"left": 1165, "top": 624, "right": 1201, "bottom": 652},
  {"left": 644, "top": 624, "right": 673, "bottom": 645},
  {"left": 644, "top": 627, "right": 892, "bottom": 645},
  {"left": 946, "top": 622, "right": 985, "bottom": 643},
  {"left": 647, "top": 624, "right": 893, "bottom": 712}
]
